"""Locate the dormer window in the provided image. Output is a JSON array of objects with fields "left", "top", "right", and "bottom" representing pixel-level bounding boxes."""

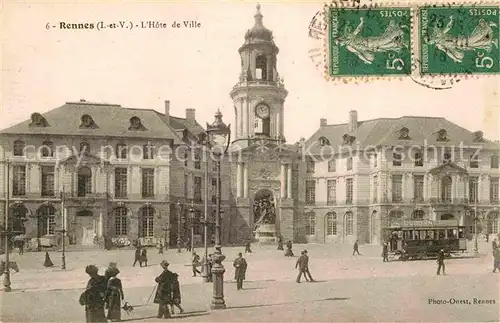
[
  {"left": 473, "top": 131, "right": 484, "bottom": 142},
  {"left": 342, "top": 134, "right": 356, "bottom": 145},
  {"left": 80, "top": 114, "right": 97, "bottom": 129},
  {"left": 129, "top": 117, "right": 145, "bottom": 131},
  {"left": 443, "top": 148, "right": 452, "bottom": 163},
  {"left": 318, "top": 137, "right": 330, "bottom": 146},
  {"left": 29, "top": 113, "right": 49, "bottom": 127},
  {"left": 437, "top": 129, "right": 448, "bottom": 142},
  {"left": 398, "top": 127, "right": 410, "bottom": 140},
  {"left": 13, "top": 140, "right": 26, "bottom": 157},
  {"left": 41, "top": 141, "right": 54, "bottom": 158}
]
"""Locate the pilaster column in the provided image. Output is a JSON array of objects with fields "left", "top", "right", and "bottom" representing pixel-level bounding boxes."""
[
  {"left": 91, "top": 167, "right": 97, "bottom": 194},
  {"left": 54, "top": 165, "right": 59, "bottom": 195},
  {"left": 236, "top": 163, "right": 242, "bottom": 198},
  {"left": 451, "top": 175, "right": 457, "bottom": 201},
  {"left": 155, "top": 167, "right": 160, "bottom": 197},
  {"left": 465, "top": 178, "right": 470, "bottom": 200},
  {"left": 401, "top": 174, "right": 406, "bottom": 202},
  {"left": 287, "top": 164, "right": 292, "bottom": 199},
  {"left": 387, "top": 174, "right": 393, "bottom": 202},
  {"left": 99, "top": 212, "right": 104, "bottom": 237},
  {"left": 423, "top": 174, "right": 428, "bottom": 201},
  {"left": 280, "top": 164, "right": 286, "bottom": 198},
  {"left": 243, "top": 163, "right": 248, "bottom": 198},
  {"left": 478, "top": 175, "right": 483, "bottom": 203}
]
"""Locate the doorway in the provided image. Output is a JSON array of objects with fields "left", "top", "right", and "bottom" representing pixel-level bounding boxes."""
[{"left": 75, "top": 210, "right": 95, "bottom": 245}]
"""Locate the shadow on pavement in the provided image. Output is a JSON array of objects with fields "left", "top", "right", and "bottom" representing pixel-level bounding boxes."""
[
  {"left": 226, "top": 297, "right": 350, "bottom": 310},
  {"left": 121, "top": 311, "right": 209, "bottom": 322},
  {"left": 239, "top": 287, "right": 266, "bottom": 290}
]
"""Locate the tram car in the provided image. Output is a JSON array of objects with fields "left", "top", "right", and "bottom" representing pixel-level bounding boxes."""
[{"left": 383, "top": 219, "right": 467, "bottom": 261}]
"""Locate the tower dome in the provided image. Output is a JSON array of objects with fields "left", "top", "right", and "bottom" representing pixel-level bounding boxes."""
[{"left": 244, "top": 4, "right": 274, "bottom": 43}]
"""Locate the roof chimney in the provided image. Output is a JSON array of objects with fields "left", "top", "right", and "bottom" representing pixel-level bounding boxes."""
[
  {"left": 348, "top": 110, "right": 358, "bottom": 132},
  {"left": 164, "top": 100, "right": 170, "bottom": 124},
  {"left": 320, "top": 118, "right": 327, "bottom": 127},
  {"left": 186, "top": 108, "right": 196, "bottom": 124}
]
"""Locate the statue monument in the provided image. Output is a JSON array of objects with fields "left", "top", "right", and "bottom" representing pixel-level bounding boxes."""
[{"left": 253, "top": 190, "right": 277, "bottom": 244}]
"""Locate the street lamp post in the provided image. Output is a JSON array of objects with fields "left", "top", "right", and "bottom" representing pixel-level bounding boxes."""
[
  {"left": 177, "top": 201, "right": 182, "bottom": 253},
  {"left": 3, "top": 159, "right": 12, "bottom": 292},
  {"left": 189, "top": 200, "right": 196, "bottom": 255},
  {"left": 198, "top": 131, "right": 210, "bottom": 283},
  {"left": 58, "top": 189, "right": 67, "bottom": 270},
  {"left": 474, "top": 181, "right": 479, "bottom": 255},
  {"left": 206, "top": 109, "right": 231, "bottom": 310}
]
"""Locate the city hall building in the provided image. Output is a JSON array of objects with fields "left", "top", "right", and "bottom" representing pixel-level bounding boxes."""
[{"left": 1, "top": 6, "right": 499, "bottom": 250}]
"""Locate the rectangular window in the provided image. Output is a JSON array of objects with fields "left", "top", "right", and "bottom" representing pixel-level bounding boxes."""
[
  {"left": 114, "top": 168, "right": 128, "bottom": 198},
  {"left": 327, "top": 180, "right": 336, "bottom": 205},
  {"left": 143, "top": 144, "right": 155, "bottom": 160},
  {"left": 392, "top": 175, "right": 403, "bottom": 202},
  {"left": 211, "top": 178, "right": 217, "bottom": 204},
  {"left": 491, "top": 156, "right": 499, "bottom": 169},
  {"left": 305, "top": 180, "right": 316, "bottom": 205},
  {"left": 328, "top": 159, "right": 336, "bottom": 172},
  {"left": 469, "top": 177, "right": 478, "bottom": 202},
  {"left": 194, "top": 176, "right": 202, "bottom": 202},
  {"left": 305, "top": 212, "right": 316, "bottom": 235},
  {"left": 41, "top": 166, "right": 55, "bottom": 197},
  {"left": 347, "top": 157, "right": 353, "bottom": 171},
  {"left": 373, "top": 175, "right": 378, "bottom": 203},
  {"left": 116, "top": 144, "right": 128, "bottom": 159},
  {"left": 414, "top": 175, "right": 424, "bottom": 202},
  {"left": 393, "top": 152, "right": 402, "bottom": 166},
  {"left": 38, "top": 216, "right": 56, "bottom": 236},
  {"left": 346, "top": 178, "right": 353, "bottom": 204},
  {"left": 373, "top": 154, "right": 378, "bottom": 168},
  {"left": 414, "top": 152, "right": 423, "bottom": 167},
  {"left": 490, "top": 177, "right": 499, "bottom": 202},
  {"left": 12, "top": 165, "right": 26, "bottom": 196},
  {"left": 469, "top": 154, "right": 479, "bottom": 168},
  {"left": 306, "top": 157, "right": 315, "bottom": 174},
  {"left": 184, "top": 174, "right": 188, "bottom": 199},
  {"left": 194, "top": 149, "right": 201, "bottom": 170},
  {"left": 141, "top": 168, "right": 155, "bottom": 198}
]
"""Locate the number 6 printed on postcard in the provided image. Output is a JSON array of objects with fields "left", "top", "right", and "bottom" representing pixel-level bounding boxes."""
[
  {"left": 328, "top": 6, "right": 412, "bottom": 78},
  {"left": 419, "top": 5, "right": 500, "bottom": 75}
]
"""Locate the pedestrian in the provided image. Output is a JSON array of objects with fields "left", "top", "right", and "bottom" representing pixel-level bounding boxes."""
[
  {"left": 43, "top": 251, "right": 54, "bottom": 267},
  {"left": 486, "top": 234, "right": 490, "bottom": 243},
  {"left": 436, "top": 249, "right": 446, "bottom": 275},
  {"left": 186, "top": 237, "right": 191, "bottom": 252},
  {"left": 140, "top": 248, "right": 148, "bottom": 267},
  {"left": 382, "top": 242, "right": 389, "bottom": 262},
  {"left": 277, "top": 237, "right": 284, "bottom": 251},
  {"left": 207, "top": 254, "right": 213, "bottom": 282},
  {"left": 233, "top": 252, "right": 248, "bottom": 290},
  {"left": 132, "top": 246, "right": 141, "bottom": 267},
  {"left": 154, "top": 260, "right": 175, "bottom": 319},
  {"left": 245, "top": 241, "right": 252, "bottom": 253},
  {"left": 285, "top": 240, "right": 294, "bottom": 257},
  {"left": 18, "top": 239, "right": 25, "bottom": 255},
  {"left": 169, "top": 273, "right": 185, "bottom": 314},
  {"left": 158, "top": 242, "right": 164, "bottom": 254},
  {"left": 192, "top": 252, "right": 201, "bottom": 277},
  {"left": 105, "top": 267, "right": 124, "bottom": 322},
  {"left": 492, "top": 248, "right": 500, "bottom": 273},
  {"left": 79, "top": 265, "right": 107, "bottom": 323},
  {"left": 492, "top": 239, "right": 497, "bottom": 251},
  {"left": 104, "top": 262, "right": 118, "bottom": 283},
  {"left": 295, "top": 250, "right": 311, "bottom": 283},
  {"left": 353, "top": 240, "right": 361, "bottom": 255}
]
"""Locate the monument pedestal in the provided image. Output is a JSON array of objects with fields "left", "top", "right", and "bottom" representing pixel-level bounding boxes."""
[{"left": 254, "top": 224, "right": 277, "bottom": 244}]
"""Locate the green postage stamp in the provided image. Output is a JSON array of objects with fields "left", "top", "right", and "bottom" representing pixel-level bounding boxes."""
[
  {"left": 419, "top": 6, "right": 500, "bottom": 75},
  {"left": 329, "top": 7, "right": 412, "bottom": 77}
]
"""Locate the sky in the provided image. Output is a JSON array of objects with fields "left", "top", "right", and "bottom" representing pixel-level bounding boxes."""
[{"left": 1, "top": 0, "right": 499, "bottom": 143}]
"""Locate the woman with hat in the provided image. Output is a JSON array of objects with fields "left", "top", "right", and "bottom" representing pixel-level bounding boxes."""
[
  {"left": 154, "top": 260, "right": 175, "bottom": 319},
  {"left": 79, "top": 265, "right": 107, "bottom": 322},
  {"left": 105, "top": 267, "right": 124, "bottom": 322}
]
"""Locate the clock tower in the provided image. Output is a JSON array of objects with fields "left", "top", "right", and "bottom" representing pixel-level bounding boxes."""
[{"left": 230, "top": 4, "right": 288, "bottom": 147}]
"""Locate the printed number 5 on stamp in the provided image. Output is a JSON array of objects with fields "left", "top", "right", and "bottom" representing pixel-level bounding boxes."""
[
  {"left": 419, "top": 5, "right": 500, "bottom": 75},
  {"left": 329, "top": 7, "right": 412, "bottom": 78}
]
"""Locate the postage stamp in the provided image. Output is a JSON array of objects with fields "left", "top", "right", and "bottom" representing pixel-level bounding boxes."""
[
  {"left": 419, "top": 5, "right": 500, "bottom": 75},
  {"left": 328, "top": 6, "right": 412, "bottom": 77}
]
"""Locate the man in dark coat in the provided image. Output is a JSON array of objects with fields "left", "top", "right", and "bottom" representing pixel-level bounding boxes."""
[
  {"left": 154, "top": 260, "right": 175, "bottom": 319},
  {"left": 233, "top": 252, "right": 248, "bottom": 290},
  {"left": 245, "top": 242, "right": 252, "bottom": 253},
  {"left": 192, "top": 252, "right": 201, "bottom": 277},
  {"left": 436, "top": 249, "right": 446, "bottom": 275},
  {"left": 132, "top": 246, "right": 141, "bottom": 267},
  {"left": 79, "top": 265, "right": 107, "bottom": 323},
  {"left": 382, "top": 242, "right": 389, "bottom": 262},
  {"left": 295, "top": 250, "right": 313, "bottom": 283},
  {"left": 104, "top": 262, "right": 118, "bottom": 283},
  {"left": 353, "top": 240, "right": 361, "bottom": 255},
  {"left": 277, "top": 237, "right": 284, "bottom": 250},
  {"left": 285, "top": 240, "right": 294, "bottom": 257},
  {"left": 492, "top": 248, "right": 500, "bottom": 273}
]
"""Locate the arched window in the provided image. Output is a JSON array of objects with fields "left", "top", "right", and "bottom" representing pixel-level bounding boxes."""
[
  {"left": 491, "top": 155, "right": 499, "bottom": 169},
  {"left": 37, "top": 205, "right": 56, "bottom": 236},
  {"left": 412, "top": 210, "right": 425, "bottom": 220},
  {"left": 41, "top": 141, "right": 54, "bottom": 158},
  {"left": 80, "top": 142, "right": 91, "bottom": 154},
  {"left": 255, "top": 55, "right": 267, "bottom": 80},
  {"left": 13, "top": 140, "right": 26, "bottom": 157},
  {"left": 345, "top": 212, "right": 354, "bottom": 236},
  {"left": 389, "top": 210, "right": 404, "bottom": 226},
  {"left": 305, "top": 211, "right": 316, "bottom": 235},
  {"left": 77, "top": 167, "right": 92, "bottom": 197},
  {"left": 326, "top": 212, "right": 337, "bottom": 236},
  {"left": 10, "top": 205, "right": 27, "bottom": 233},
  {"left": 487, "top": 212, "right": 499, "bottom": 234},
  {"left": 441, "top": 176, "right": 452, "bottom": 202},
  {"left": 140, "top": 207, "right": 155, "bottom": 237},
  {"left": 414, "top": 151, "right": 423, "bottom": 167},
  {"left": 115, "top": 207, "right": 128, "bottom": 236}
]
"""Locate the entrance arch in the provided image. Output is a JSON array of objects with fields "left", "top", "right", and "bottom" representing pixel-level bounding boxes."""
[
  {"left": 253, "top": 189, "right": 276, "bottom": 227},
  {"left": 75, "top": 209, "right": 95, "bottom": 245}
]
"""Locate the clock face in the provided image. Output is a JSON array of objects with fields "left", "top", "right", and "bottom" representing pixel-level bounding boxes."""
[{"left": 255, "top": 104, "right": 270, "bottom": 119}]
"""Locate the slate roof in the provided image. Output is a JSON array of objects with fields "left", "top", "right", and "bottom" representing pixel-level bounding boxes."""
[
  {"left": 0, "top": 101, "right": 205, "bottom": 144},
  {"left": 306, "top": 116, "right": 500, "bottom": 154}
]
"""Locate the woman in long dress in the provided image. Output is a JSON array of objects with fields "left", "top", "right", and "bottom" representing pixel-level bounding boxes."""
[{"left": 105, "top": 268, "right": 124, "bottom": 322}]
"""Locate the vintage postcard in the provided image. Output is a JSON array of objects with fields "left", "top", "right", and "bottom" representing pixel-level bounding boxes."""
[{"left": 0, "top": 0, "right": 499, "bottom": 322}]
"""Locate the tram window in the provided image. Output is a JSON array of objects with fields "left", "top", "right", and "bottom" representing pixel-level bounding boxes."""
[
  {"left": 421, "top": 230, "right": 427, "bottom": 239},
  {"left": 426, "top": 230, "right": 434, "bottom": 239},
  {"left": 438, "top": 230, "right": 445, "bottom": 239},
  {"left": 403, "top": 231, "right": 412, "bottom": 240},
  {"left": 458, "top": 229, "right": 464, "bottom": 238},
  {"left": 447, "top": 229, "right": 455, "bottom": 239},
  {"left": 414, "top": 231, "right": 420, "bottom": 240}
]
